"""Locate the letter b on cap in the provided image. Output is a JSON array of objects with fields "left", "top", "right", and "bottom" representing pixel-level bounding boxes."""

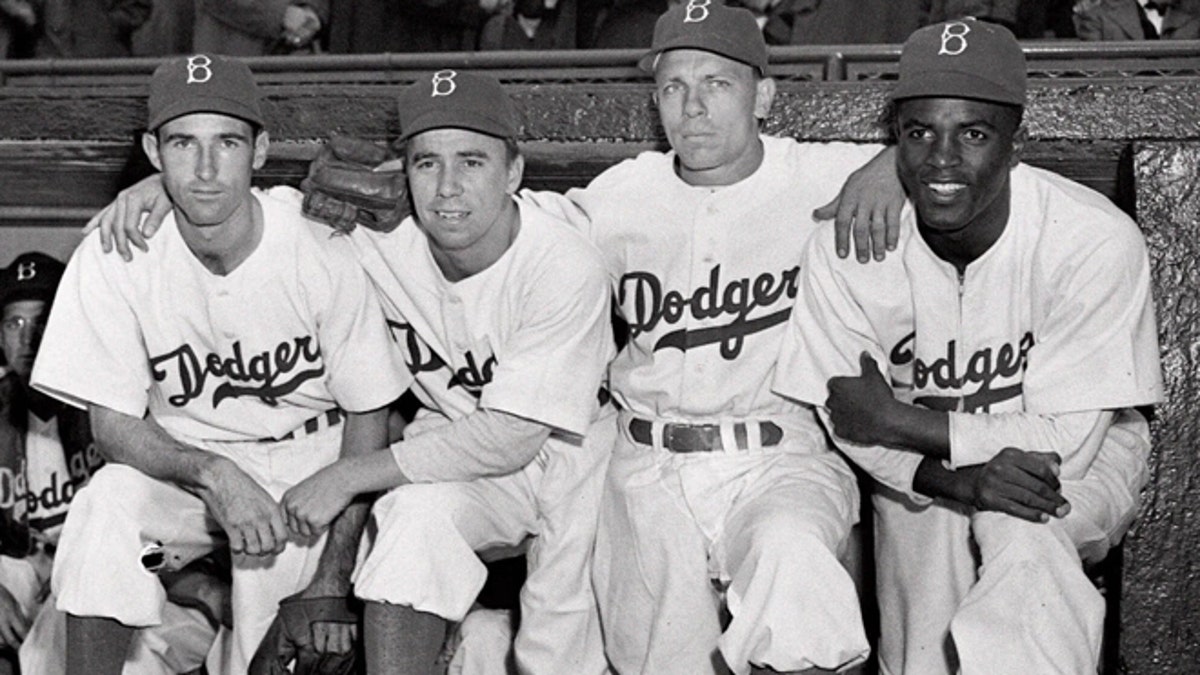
[
  {"left": 16, "top": 261, "right": 35, "bottom": 282},
  {"left": 684, "top": 0, "right": 710, "bottom": 23},
  {"left": 431, "top": 70, "right": 457, "bottom": 97},
  {"left": 186, "top": 55, "right": 213, "bottom": 84},
  {"left": 938, "top": 22, "right": 970, "bottom": 56}
]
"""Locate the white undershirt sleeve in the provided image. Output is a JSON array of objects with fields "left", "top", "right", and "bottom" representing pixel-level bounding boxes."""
[
  {"left": 390, "top": 408, "right": 552, "bottom": 483},
  {"left": 948, "top": 408, "right": 1112, "bottom": 480}
]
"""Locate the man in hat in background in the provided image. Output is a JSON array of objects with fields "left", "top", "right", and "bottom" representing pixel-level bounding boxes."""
[
  {"left": 276, "top": 70, "right": 617, "bottom": 675},
  {"left": 774, "top": 18, "right": 1161, "bottom": 674},
  {"left": 0, "top": 251, "right": 227, "bottom": 675},
  {"left": 30, "top": 54, "right": 410, "bottom": 674}
]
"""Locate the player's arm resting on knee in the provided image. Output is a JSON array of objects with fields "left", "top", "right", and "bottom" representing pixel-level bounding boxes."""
[
  {"left": 89, "top": 406, "right": 289, "bottom": 556},
  {"left": 285, "top": 408, "right": 550, "bottom": 505},
  {"left": 82, "top": 174, "right": 171, "bottom": 260}
]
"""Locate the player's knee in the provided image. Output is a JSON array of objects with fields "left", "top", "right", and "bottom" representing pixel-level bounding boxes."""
[{"left": 373, "top": 484, "right": 471, "bottom": 532}]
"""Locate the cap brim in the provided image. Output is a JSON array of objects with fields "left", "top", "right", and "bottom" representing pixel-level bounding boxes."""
[
  {"left": 149, "top": 96, "right": 264, "bottom": 131},
  {"left": 0, "top": 285, "right": 56, "bottom": 309},
  {"left": 399, "top": 110, "right": 516, "bottom": 143},
  {"left": 891, "top": 71, "right": 1024, "bottom": 106}
]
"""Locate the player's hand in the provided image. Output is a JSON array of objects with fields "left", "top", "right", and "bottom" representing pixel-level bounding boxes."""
[
  {"left": 826, "top": 352, "right": 898, "bottom": 446},
  {"left": 813, "top": 145, "right": 903, "bottom": 263},
  {"left": 960, "top": 447, "right": 1071, "bottom": 523},
  {"left": 200, "top": 459, "right": 289, "bottom": 556},
  {"left": 0, "top": 584, "right": 30, "bottom": 649},
  {"left": 82, "top": 174, "right": 171, "bottom": 261},
  {"left": 280, "top": 463, "right": 356, "bottom": 539},
  {"left": 281, "top": 4, "right": 321, "bottom": 46}
]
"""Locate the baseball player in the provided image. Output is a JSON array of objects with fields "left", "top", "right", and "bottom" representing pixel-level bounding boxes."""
[
  {"left": 518, "top": 5, "right": 910, "bottom": 673},
  {"left": 30, "top": 54, "right": 409, "bottom": 674},
  {"left": 277, "top": 71, "right": 617, "bottom": 675},
  {"left": 773, "top": 19, "right": 1162, "bottom": 675},
  {"left": 0, "top": 251, "right": 229, "bottom": 675}
]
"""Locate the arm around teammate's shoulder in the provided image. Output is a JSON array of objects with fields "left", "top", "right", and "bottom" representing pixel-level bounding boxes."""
[{"left": 82, "top": 173, "right": 172, "bottom": 261}]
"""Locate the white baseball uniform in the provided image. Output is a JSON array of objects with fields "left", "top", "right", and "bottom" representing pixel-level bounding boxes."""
[
  {"left": 774, "top": 163, "right": 1163, "bottom": 674},
  {"left": 0, "top": 406, "right": 219, "bottom": 675},
  {"left": 30, "top": 186, "right": 410, "bottom": 673},
  {"left": 526, "top": 135, "right": 880, "bottom": 674},
  {"left": 344, "top": 197, "right": 616, "bottom": 675}
]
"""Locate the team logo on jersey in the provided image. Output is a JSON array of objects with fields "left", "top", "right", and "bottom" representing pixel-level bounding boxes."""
[
  {"left": 888, "top": 330, "right": 1035, "bottom": 413},
  {"left": 386, "top": 319, "right": 494, "bottom": 398},
  {"left": 619, "top": 264, "right": 800, "bottom": 360},
  {"left": 149, "top": 336, "right": 325, "bottom": 408}
]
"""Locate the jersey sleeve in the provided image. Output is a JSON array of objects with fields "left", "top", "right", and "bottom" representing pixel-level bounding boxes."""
[
  {"left": 31, "top": 237, "right": 152, "bottom": 417},
  {"left": 773, "top": 230, "right": 925, "bottom": 499},
  {"left": 1022, "top": 223, "right": 1163, "bottom": 413},
  {"left": 308, "top": 237, "right": 413, "bottom": 413},
  {"left": 479, "top": 247, "right": 614, "bottom": 438}
]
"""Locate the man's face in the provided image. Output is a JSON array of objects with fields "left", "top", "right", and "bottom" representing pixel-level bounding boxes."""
[
  {"left": 143, "top": 113, "right": 267, "bottom": 228},
  {"left": 895, "top": 97, "right": 1024, "bottom": 239},
  {"left": 2, "top": 299, "right": 47, "bottom": 382},
  {"left": 406, "top": 128, "right": 523, "bottom": 265},
  {"left": 653, "top": 49, "right": 775, "bottom": 186}
]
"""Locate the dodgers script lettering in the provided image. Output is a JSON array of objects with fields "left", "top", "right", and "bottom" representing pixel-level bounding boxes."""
[
  {"left": 620, "top": 264, "right": 800, "bottom": 359},
  {"left": 889, "top": 331, "right": 1035, "bottom": 413},
  {"left": 149, "top": 336, "right": 324, "bottom": 407}
]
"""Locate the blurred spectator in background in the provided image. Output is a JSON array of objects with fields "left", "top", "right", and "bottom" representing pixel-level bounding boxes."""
[
  {"left": 0, "top": 0, "right": 36, "bottom": 57},
  {"left": 193, "top": 0, "right": 326, "bottom": 55},
  {"left": 922, "top": 0, "right": 1020, "bottom": 31},
  {"left": 590, "top": 0, "right": 667, "bottom": 48},
  {"left": 131, "top": 0, "right": 194, "bottom": 55},
  {"left": 329, "top": 0, "right": 505, "bottom": 53},
  {"left": 479, "top": 0, "right": 576, "bottom": 49},
  {"left": 783, "top": 0, "right": 924, "bottom": 45},
  {"left": 1073, "top": 0, "right": 1200, "bottom": 39},
  {"left": 16, "top": 0, "right": 151, "bottom": 57}
]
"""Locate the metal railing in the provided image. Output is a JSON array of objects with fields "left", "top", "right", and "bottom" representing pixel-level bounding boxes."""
[{"left": 1, "top": 40, "right": 1197, "bottom": 87}]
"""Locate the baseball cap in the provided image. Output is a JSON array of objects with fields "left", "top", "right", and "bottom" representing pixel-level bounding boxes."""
[
  {"left": 638, "top": 1, "right": 769, "bottom": 75},
  {"left": 891, "top": 18, "right": 1026, "bottom": 106},
  {"left": 147, "top": 54, "right": 264, "bottom": 131},
  {"left": 397, "top": 71, "right": 519, "bottom": 143},
  {"left": 0, "top": 252, "right": 65, "bottom": 310}
]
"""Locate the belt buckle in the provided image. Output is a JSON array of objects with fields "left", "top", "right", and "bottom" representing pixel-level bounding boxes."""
[{"left": 664, "top": 424, "right": 719, "bottom": 453}]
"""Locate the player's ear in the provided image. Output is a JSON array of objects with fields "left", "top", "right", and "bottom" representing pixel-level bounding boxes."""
[
  {"left": 252, "top": 130, "right": 270, "bottom": 170},
  {"left": 1010, "top": 124, "right": 1027, "bottom": 169},
  {"left": 142, "top": 132, "right": 163, "bottom": 172},
  {"left": 753, "top": 76, "right": 776, "bottom": 120},
  {"left": 506, "top": 152, "right": 525, "bottom": 195}
]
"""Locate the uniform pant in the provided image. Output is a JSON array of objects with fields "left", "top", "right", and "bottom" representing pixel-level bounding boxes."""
[
  {"left": 1, "top": 555, "right": 218, "bottom": 675},
  {"left": 51, "top": 425, "right": 342, "bottom": 674},
  {"left": 875, "top": 409, "right": 1151, "bottom": 675},
  {"left": 354, "top": 409, "right": 615, "bottom": 675},
  {"left": 592, "top": 410, "right": 868, "bottom": 675}
]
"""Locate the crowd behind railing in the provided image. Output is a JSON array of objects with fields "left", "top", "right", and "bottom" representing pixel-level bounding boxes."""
[{"left": 0, "top": 0, "right": 1197, "bottom": 61}]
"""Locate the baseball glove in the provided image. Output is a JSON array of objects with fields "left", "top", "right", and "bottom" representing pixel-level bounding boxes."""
[
  {"left": 300, "top": 133, "right": 409, "bottom": 234},
  {"left": 248, "top": 593, "right": 362, "bottom": 675}
]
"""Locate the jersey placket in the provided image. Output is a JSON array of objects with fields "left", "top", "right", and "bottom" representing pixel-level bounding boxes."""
[{"left": 679, "top": 192, "right": 726, "bottom": 415}]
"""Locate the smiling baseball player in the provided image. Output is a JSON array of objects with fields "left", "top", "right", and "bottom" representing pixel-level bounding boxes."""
[
  {"left": 29, "top": 54, "right": 409, "bottom": 674},
  {"left": 774, "top": 19, "right": 1162, "bottom": 675}
]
